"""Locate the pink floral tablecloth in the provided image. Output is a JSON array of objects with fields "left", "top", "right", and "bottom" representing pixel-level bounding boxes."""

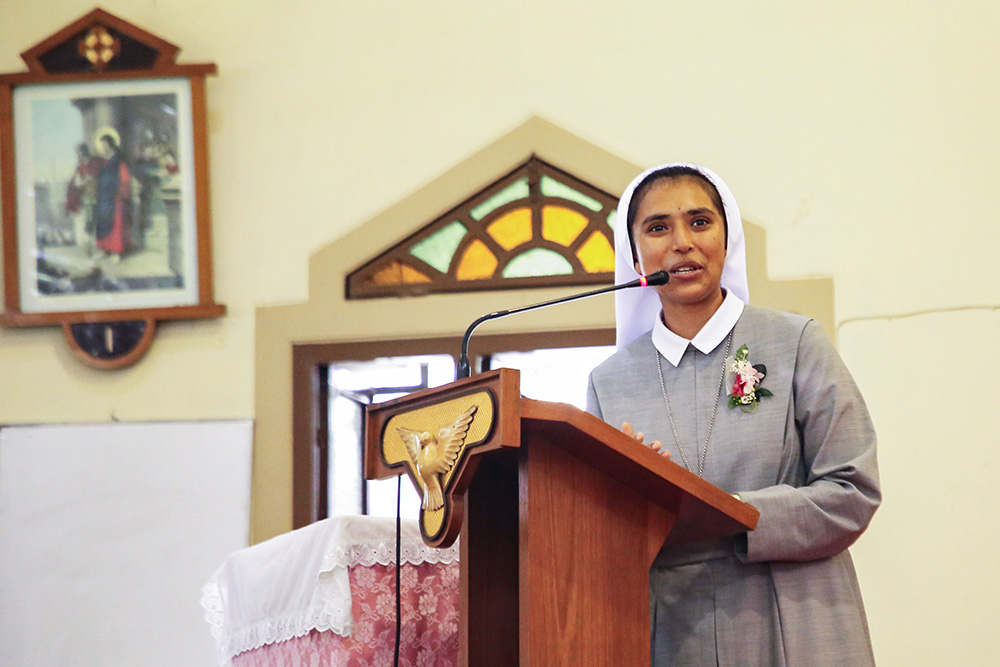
[
  {"left": 202, "top": 516, "right": 459, "bottom": 666},
  {"left": 232, "top": 561, "right": 458, "bottom": 667}
]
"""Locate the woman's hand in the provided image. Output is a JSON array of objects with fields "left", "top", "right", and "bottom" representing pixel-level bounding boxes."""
[{"left": 621, "top": 422, "right": 669, "bottom": 457}]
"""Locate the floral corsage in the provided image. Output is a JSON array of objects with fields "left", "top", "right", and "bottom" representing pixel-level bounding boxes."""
[{"left": 727, "top": 344, "right": 772, "bottom": 413}]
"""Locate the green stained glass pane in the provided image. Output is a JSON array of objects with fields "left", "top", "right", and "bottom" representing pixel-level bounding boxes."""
[
  {"left": 540, "top": 176, "right": 603, "bottom": 212},
  {"left": 606, "top": 210, "right": 616, "bottom": 230},
  {"left": 471, "top": 178, "right": 530, "bottom": 221},
  {"left": 502, "top": 248, "right": 574, "bottom": 278},
  {"left": 409, "top": 221, "right": 467, "bottom": 273}
]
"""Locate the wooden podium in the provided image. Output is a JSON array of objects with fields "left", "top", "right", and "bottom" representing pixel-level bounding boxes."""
[{"left": 365, "top": 369, "right": 758, "bottom": 667}]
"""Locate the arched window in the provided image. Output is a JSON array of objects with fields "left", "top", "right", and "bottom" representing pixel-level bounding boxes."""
[{"left": 346, "top": 156, "right": 619, "bottom": 298}]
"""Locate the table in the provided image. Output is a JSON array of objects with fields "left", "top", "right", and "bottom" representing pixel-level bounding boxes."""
[{"left": 202, "top": 515, "right": 460, "bottom": 666}]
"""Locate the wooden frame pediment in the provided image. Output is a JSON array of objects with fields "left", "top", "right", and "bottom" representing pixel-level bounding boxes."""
[{"left": 18, "top": 8, "right": 183, "bottom": 76}]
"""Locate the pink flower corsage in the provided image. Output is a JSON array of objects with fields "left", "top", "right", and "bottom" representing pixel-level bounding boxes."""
[{"left": 727, "top": 344, "right": 773, "bottom": 413}]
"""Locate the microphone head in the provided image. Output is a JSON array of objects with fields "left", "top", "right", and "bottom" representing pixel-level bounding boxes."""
[{"left": 643, "top": 270, "right": 669, "bottom": 286}]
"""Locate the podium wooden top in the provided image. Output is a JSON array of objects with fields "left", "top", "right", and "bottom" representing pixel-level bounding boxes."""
[
  {"left": 366, "top": 368, "right": 758, "bottom": 546},
  {"left": 519, "top": 397, "right": 758, "bottom": 544}
]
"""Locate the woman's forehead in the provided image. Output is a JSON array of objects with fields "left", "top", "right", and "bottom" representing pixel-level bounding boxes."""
[{"left": 636, "top": 176, "right": 721, "bottom": 213}]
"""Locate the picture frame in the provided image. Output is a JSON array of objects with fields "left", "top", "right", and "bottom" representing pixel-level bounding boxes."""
[
  {"left": 0, "top": 8, "right": 224, "bottom": 368},
  {"left": 8, "top": 77, "right": 201, "bottom": 315}
]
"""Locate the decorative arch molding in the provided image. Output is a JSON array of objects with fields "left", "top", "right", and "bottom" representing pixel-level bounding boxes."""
[{"left": 251, "top": 116, "right": 834, "bottom": 543}]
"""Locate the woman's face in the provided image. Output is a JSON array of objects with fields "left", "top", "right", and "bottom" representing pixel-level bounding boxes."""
[{"left": 631, "top": 176, "right": 727, "bottom": 312}]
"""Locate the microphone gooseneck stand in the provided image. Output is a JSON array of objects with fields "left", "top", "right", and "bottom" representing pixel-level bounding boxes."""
[{"left": 455, "top": 270, "right": 669, "bottom": 380}]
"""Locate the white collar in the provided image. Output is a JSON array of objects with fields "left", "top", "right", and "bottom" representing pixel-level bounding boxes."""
[{"left": 651, "top": 290, "right": 745, "bottom": 367}]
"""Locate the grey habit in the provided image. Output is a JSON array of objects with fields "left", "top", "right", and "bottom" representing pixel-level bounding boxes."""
[{"left": 587, "top": 304, "right": 880, "bottom": 666}]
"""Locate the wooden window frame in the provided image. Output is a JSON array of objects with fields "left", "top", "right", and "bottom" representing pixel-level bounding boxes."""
[{"left": 291, "top": 328, "right": 614, "bottom": 528}]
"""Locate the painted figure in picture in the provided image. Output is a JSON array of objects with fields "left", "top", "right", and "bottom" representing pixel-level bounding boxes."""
[
  {"left": 93, "top": 130, "right": 133, "bottom": 262},
  {"left": 133, "top": 129, "right": 180, "bottom": 251},
  {"left": 64, "top": 142, "right": 103, "bottom": 251}
]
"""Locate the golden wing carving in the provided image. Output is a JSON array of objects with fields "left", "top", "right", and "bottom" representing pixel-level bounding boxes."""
[
  {"left": 395, "top": 426, "right": 423, "bottom": 465},
  {"left": 425, "top": 404, "right": 478, "bottom": 475}
]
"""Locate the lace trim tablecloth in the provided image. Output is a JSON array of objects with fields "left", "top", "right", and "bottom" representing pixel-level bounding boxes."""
[
  {"left": 232, "top": 561, "right": 460, "bottom": 667},
  {"left": 201, "top": 515, "right": 459, "bottom": 666}
]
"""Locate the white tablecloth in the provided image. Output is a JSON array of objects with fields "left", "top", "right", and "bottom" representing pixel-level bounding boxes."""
[{"left": 201, "top": 515, "right": 459, "bottom": 666}]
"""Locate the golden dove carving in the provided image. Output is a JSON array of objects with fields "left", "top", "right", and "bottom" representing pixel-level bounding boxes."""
[{"left": 396, "top": 404, "right": 478, "bottom": 511}]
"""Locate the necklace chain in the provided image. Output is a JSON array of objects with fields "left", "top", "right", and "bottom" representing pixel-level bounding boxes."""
[{"left": 655, "top": 330, "right": 733, "bottom": 477}]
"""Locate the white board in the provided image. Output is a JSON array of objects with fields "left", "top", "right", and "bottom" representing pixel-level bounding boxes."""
[{"left": 0, "top": 421, "right": 253, "bottom": 667}]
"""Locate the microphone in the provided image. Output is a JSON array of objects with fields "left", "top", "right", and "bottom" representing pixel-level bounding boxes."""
[{"left": 455, "top": 270, "right": 668, "bottom": 379}]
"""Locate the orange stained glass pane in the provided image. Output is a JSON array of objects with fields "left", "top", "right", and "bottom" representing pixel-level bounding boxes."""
[
  {"left": 371, "top": 261, "right": 432, "bottom": 285},
  {"left": 487, "top": 207, "right": 533, "bottom": 251},
  {"left": 541, "top": 206, "right": 588, "bottom": 247},
  {"left": 575, "top": 231, "right": 615, "bottom": 273},
  {"left": 456, "top": 239, "right": 498, "bottom": 280}
]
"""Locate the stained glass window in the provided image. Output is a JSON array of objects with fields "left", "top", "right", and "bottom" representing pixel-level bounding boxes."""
[{"left": 346, "top": 156, "right": 619, "bottom": 298}]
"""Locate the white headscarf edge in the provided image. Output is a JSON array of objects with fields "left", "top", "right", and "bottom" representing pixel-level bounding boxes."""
[{"left": 614, "top": 163, "right": 749, "bottom": 348}]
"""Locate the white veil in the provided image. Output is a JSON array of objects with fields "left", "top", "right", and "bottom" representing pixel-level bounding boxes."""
[{"left": 614, "top": 163, "right": 749, "bottom": 348}]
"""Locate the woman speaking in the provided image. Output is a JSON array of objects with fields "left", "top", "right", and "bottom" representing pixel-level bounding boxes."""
[{"left": 587, "top": 164, "right": 880, "bottom": 666}]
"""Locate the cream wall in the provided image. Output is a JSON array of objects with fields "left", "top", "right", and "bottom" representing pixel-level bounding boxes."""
[{"left": 2, "top": 1, "right": 999, "bottom": 665}]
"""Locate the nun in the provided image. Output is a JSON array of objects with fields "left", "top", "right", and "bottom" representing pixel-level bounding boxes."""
[{"left": 587, "top": 164, "right": 881, "bottom": 666}]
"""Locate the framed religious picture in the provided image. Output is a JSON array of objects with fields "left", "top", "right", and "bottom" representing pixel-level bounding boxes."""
[
  {"left": 10, "top": 77, "right": 201, "bottom": 314},
  {"left": 0, "top": 9, "right": 224, "bottom": 368}
]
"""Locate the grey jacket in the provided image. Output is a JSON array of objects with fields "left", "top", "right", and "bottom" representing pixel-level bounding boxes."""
[{"left": 587, "top": 304, "right": 880, "bottom": 666}]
